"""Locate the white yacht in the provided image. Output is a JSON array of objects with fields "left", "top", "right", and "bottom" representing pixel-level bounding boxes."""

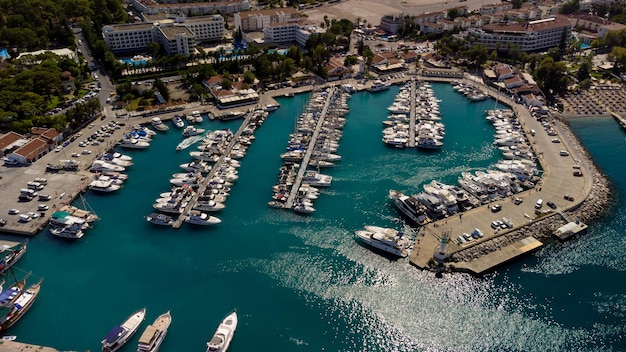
[
  {"left": 388, "top": 190, "right": 430, "bottom": 225},
  {"left": 118, "top": 138, "right": 150, "bottom": 149},
  {"left": 264, "top": 103, "right": 280, "bottom": 112},
  {"left": 416, "top": 137, "right": 443, "bottom": 149},
  {"left": 355, "top": 227, "right": 412, "bottom": 257},
  {"left": 172, "top": 115, "right": 185, "bottom": 128},
  {"left": 193, "top": 200, "right": 225, "bottom": 212},
  {"left": 137, "top": 311, "right": 172, "bottom": 352},
  {"left": 369, "top": 80, "right": 390, "bottom": 93},
  {"left": 302, "top": 171, "right": 332, "bottom": 187},
  {"left": 102, "top": 308, "right": 146, "bottom": 352},
  {"left": 183, "top": 126, "right": 206, "bottom": 137},
  {"left": 152, "top": 201, "right": 186, "bottom": 214},
  {"left": 180, "top": 161, "right": 211, "bottom": 173},
  {"left": 90, "top": 160, "right": 125, "bottom": 173},
  {"left": 191, "top": 111, "right": 203, "bottom": 123},
  {"left": 151, "top": 117, "right": 169, "bottom": 131},
  {"left": 89, "top": 178, "right": 121, "bottom": 193},
  {"left": 185, "top": 211, "right": 221, "bottom": 226},
  {"left": 145, "top": 213, "right": 174, "bottom": 226},
  {"left": 206, "top": 311, "right": 237, "bottom": 352}
]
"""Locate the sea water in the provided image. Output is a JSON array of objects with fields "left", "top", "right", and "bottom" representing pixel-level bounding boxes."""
[{"left": 7, "top": 84, "right": 626, "bottom": 351}]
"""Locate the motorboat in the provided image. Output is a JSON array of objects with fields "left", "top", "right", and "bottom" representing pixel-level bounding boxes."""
[
  {"left": 206, "top": 311, "right": 237, "bottom": 352},
  {"left": 388, "top": 190, "right": 430, "bottom": 225},
  {"left": 218, "top": 111, "right": 245, "bottom": 121},
  {"left": 172, "top": 115, "right": 185, "bottom": 128},
  {"left": 137, "top": 311, "right": 172, "bottom": 352},
  {"left": 192, "top": 111, "right": 203, "bottom": 123},
  {"left": 355, "top": 227, "right": 412, "bottom": 257},
  {"left": 152, "top": 201, "right": 186, "bottom": 214},
  {"left": 102, "top": 308, "right": 146, "bottom": 352},
  {"left": 183, "top": 126, "right": 206, "bottom": 137},
  {"left": 151, "top": 117, "right": 169, "bottom": 132},
  {"left": 89, "top": 178, "right": 121, "bottom": 193},
  {"left": 118, "top": 138, "right": 150, "bottom": 149},
  {"left": 369, "top": 80, "right": 389, "bottom": 93},
  {"left": 99, "top": 154, "right": 133, "bottom": 167},
  {"left": 193, "top": 200, "right": 225, "bottom": 212},
  {"left": 302, "top": 171, "right": 332, "bottom": 187},
  {"left": 264, "top": 104, "right": 280, "bottom": 112},
  {"left": 185, "top": 211, "right": 221, "bottom": 226},
  {"left": 180, "top": 161, "right": 211, "bottom": 173},
  {"left": 50, "top": 223, "right": 85, "bottom": 239},
  {"left": 145, "top": 213, "right": 174, "bottom": 226}
]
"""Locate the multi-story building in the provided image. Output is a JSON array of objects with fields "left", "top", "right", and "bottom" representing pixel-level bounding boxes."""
[
  {"left": 130, "top": 0, "right": 251, "bottom": 15},
  {"left": 380, "top": 14, "right": 406, "bottom": 35},
  {"left": 264, "top": 22, "right": 298, "bottom": 44},
  {"left": 234, "top": 8, "right": 299, "bottom": 32},
  {"left": 468, "top": 15, "right": 572, "bottom": 52},
  {"left": 103, "top": 13, "right": 224, "bottom": 55}
]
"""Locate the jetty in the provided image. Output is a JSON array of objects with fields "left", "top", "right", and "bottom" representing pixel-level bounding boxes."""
[
  {"left": 284, "top": 87, "right": 337, "bottom": 209},
  {"left": 408, "top": 79, "right": 417, "bottom": 148},
  {"left": 171, "top": 111, "right": 260, "bottom": 228}
]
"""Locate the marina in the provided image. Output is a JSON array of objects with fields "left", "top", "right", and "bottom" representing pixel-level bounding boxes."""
[{"left": 0, "top": 76, "right": 623, "bottom": 351}]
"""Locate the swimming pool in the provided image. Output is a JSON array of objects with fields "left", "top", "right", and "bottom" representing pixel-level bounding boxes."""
[
  {"left": 580, "top": 43, "right": 590, "bottom": 49},
  {"left": 0, "top": 48, "right": 9, "bottom": 59},
  {"left": 120, "top": 58, "right": 148, "bottom": 66}
]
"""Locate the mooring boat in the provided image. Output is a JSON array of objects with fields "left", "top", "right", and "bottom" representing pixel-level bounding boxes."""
[{"left": 137, "top": 311, "right": 172, "bottom": 352}]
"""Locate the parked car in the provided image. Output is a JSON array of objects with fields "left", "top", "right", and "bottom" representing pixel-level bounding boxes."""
[
  {"left": 490, "top": 204, "right": 502, "bottom": 212},
  {"left": 8, "top": 209, "right": 20, "bottom": 215},
  {"left": 513, "top": 197, "right": 523, "bottom": 205},
  {"left": 547, "top": 201, "right": 557, "bottom": 209},
  {"left": 564, "top": 194, "right": 574, "bottom": 201}
]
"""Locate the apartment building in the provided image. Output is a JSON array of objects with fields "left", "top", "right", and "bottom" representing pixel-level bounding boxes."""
[
  {"left": 103, "top": 14, "right": 224, "bottom": 55},
  {"left": 234, "top": 8, "right": 299, "bottom": 32},
  {"left": 130, "top": 0, "right": 251, "bottom": 15},
  {"left": 468, "top": 15, "right": 572, "bottom": 52}
]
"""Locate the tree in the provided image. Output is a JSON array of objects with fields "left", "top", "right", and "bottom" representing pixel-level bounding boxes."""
[
  {"left": 221, "top": 78, "right": 232, "bottom": 90},
  {"left": 448, "top": 8, "right": 460, "bottom": 20},
  {"left": 608, "top": 46, "right": 626, "bottom": 71},
  {"left": 243, "top": 70, "right": 256, "bottom": 84},
  {"left": 148, "top": 42, "right": 161, "bottom": 58},
  {"left": 534, "top": 56, "right": 568, "bottom": 97},
  {"left": 577, "top": 60, "right": 591, "bottom": 82}
]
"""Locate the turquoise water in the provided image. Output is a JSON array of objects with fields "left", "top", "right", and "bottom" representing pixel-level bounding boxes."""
[
  {"left": 0, "top": 48, "right": 8, "bottom": 59},
  {"left": 6, "top": 84, "right": 626, "bottom": 351}
]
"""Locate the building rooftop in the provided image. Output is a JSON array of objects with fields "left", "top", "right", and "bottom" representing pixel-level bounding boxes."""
[{"left": 159, "top": 25, "right": 194, "bottom": 39}]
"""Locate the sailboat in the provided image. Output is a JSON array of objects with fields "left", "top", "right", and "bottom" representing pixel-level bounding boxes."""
[
  {"left": 0, "top": 270, "right": 42, "bottom": 332},
  {"left": 0, "top": 241, "right": 27, "bottom": 274}
]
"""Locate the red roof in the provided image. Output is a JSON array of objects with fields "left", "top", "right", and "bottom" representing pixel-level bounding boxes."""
[
  {"left": 13, "top": 138, "right": 48, "bottom": 161},
  {"left": 0, "top": 132, "right": 24, "bottom": 150}
]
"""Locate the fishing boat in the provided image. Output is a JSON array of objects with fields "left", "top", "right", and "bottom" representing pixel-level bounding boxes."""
[
  {"left": 206, "top": 311, "right": 237, "bottom": 352},
  {"left": 137, "top": 311, "right": 172, "bottom": 352},
  {"left": 102, "top": 308, "right": 146, "bottom": 352}
]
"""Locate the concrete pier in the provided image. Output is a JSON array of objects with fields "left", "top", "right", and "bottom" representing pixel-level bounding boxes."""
[{"left": 285, "top": 86, "right": 337, "bottom": 209}]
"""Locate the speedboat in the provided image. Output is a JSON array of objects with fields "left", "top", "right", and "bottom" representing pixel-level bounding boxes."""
[
  {"left": 185, "top": 211, "right": 221, "bottom": 226},
  {"left": 50, "top": 223, "right": 85, "bottom": 239},
  {"left": 180, "top": 161, "right": 211, "bottom": 173},
  {"left": 172, "top": 115, "right": 185, "bottom": 128},
  {"left": 206, "top": 311, "right": 237, "bottom": 352},
  {"left": 151, "top": 117, "right": 169, "bottom": 132},
  {"left": 145, "top": 213, "right": 174, "bottom": 226},
  {"left": 89, "top": 178, "right": 121, "bottom": 193},
  {"left": 302, "top": 171, "right": 332, "bottom": 187},
  {"left": 192, "top": 111, "right": 203, "bottom": 123},
  {"left": 355, "top": 227, "right": 412, "bottom": 257},
  {"left": 137, "top": 311, "right": 171, "bottom": 352},
  {"left": 102, "top": 308, "right": 146, "bottom": 352}
]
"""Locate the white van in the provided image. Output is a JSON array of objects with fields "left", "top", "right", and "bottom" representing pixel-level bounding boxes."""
[
  {"left": 27, "top": 181, "right": 45, "bottom": 191},
  {"left": 535, "top": 199, "right": 543, "bottom": 209}
]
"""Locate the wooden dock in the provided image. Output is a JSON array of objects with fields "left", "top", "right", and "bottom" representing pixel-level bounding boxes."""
[
  {"left": 408, "top": 79, "right": 417, "bottom": 148},
  {"left": 171, "top": 112, "right": 256, "bottom": 229},
  {"left": 610, "top": 111, "right": 626, "bottom": 130},
  {"left": 285, "top": 86, "right": 337, "bottom": 209}
]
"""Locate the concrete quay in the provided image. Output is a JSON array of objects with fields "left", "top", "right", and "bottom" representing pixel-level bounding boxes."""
[
  {"left": 408, "top": 74, "right": 600, "bottom": 275},
  {"left": 0, "top": 340, "right": 71, "bottom": 352}
]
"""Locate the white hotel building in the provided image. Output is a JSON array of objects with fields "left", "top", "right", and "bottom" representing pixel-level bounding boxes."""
[
  {"left": 103, "top": 14, "right": 224, "bottom": 56},
  {"left": 468, "top": 15, "right": 572, "bottom": 52}
]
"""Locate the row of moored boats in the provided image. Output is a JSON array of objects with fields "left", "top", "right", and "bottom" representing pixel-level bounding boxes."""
[
  {"left": 101, "top": 307, "right": 237, "bottom": 352},
  {"left": 270, "top": 87, "right": 350, "bottom": 213}
]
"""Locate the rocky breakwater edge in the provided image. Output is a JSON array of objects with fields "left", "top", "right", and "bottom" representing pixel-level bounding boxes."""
[{"left": 450, "top": 118, "right": 612, "bottom": 267}]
